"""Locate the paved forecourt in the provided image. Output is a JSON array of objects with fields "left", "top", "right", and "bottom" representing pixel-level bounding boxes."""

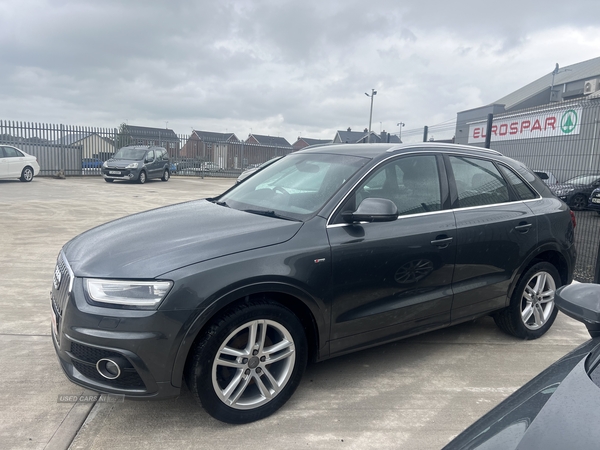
[{"left": 0, "top": 176, "right": 590, "bottom": 450}]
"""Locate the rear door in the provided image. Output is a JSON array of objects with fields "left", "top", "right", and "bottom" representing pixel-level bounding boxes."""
[
  {"left": 327, "top": 153, "right": 457, "bottom": 355},
  {"left": 446, "top": 155, "right": 539, "bottom": 322},
  {"left": 0, "top": 147, "right": 7, "bottom": 178}
]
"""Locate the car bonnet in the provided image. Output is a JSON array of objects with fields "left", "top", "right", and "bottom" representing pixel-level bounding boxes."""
[{"left": 62, "top": 200, "right": 303, "bottom": 278}]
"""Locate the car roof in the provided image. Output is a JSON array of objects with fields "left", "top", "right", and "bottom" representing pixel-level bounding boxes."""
[{"left": 298, "top": 142, "right": 503, "bottom": 159}]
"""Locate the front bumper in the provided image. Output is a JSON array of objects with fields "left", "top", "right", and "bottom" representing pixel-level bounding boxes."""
[
  {"left": 102, "top": 168, "right": 140, "bottom": 180},
  {"left": 51, "top": 259, "right": 185, "bottom": 399}
]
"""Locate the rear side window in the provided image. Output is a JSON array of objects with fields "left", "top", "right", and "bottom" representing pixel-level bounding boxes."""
[
  {"left": 449, "top": 156, "right": 509, "bottom": 208},
  {"left": 498, "top": 165, "right": 538, "bottom": 200}
]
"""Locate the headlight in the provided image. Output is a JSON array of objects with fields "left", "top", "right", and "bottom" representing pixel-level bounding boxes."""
[
  {"left": 102, "top": 161, "right": 107, "bottom": 168},
  {"left": 84, "top": 279, "right": 172, "bottom": 308},
  {"left": 126, "top": 162, "right": 139, "bottom": 169}
]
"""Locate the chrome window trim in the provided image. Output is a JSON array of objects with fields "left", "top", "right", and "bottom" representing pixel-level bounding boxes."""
[
  {"left": 326, "top": 208, "right": 453, "bottom": 229},
  {"left": 326, "top": 150, "right": 544, "bottom": 229}
]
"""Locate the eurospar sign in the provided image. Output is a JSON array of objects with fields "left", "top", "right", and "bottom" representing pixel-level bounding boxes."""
[{"left": 468, "top": 107, "right": 582, "bottom": 144}]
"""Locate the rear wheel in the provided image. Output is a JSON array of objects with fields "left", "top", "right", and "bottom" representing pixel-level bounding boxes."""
[
  {"left": 138, "top": 171, "right": 147, "bottom": 184},
  {"left": 161, "top": 169, "right": 170, "bottom": 181},
  {"left": 494, "top": 262, "right": 560, "bottom": 339},
  {"left": 20, "top": 166, "right": 34, "bottom": 182},
  {"left": 185, "top": 299, "right": 307, "bottom": 424}
]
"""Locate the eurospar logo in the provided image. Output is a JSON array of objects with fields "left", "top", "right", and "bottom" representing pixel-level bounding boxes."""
[{"left": 468, "top": 107, "right": 582, "bottom": 144}]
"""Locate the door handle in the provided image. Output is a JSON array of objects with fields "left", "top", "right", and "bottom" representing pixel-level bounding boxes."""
[
  {"left": 431, "top": 236, "right": 453, "bottom": 248},
  {"left": 515, "top": 223, "right": 532, "bottom": 233}
]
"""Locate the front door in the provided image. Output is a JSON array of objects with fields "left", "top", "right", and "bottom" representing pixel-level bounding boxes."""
[{"left": 327, "top": 154, "right": 456, "bottom": 356}]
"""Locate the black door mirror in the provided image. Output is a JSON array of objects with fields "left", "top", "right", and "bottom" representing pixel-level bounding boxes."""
[
  {"left": 555, "top": 283, "right": 600, "bottom": 338},
  {"left": 342, "top": 198, "right": 398, "bottom": 223}
]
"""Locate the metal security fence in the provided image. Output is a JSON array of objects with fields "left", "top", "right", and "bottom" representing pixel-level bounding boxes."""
[
  {"left": 0, "top": 121, "right": 295, "bottom": 179},
  {"left": 470, "top": 98, "right": 600, "bottom": 282},
  {"left": 0, "top": 121, "right": 118, "bottom": 176}
]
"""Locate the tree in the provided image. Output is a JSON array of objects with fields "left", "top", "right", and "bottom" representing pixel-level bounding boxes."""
[{"left": 115, "top": 123, "right": 131, "bottom": 149}]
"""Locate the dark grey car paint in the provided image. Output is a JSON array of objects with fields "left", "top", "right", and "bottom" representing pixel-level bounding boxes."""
[{"left": 52, "top": 143, "right": 576, "bottom": 401}]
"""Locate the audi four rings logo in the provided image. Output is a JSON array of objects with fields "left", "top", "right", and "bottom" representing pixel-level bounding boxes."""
[{"left": 53, "top": 265, "right": 62, "bottom": 289}]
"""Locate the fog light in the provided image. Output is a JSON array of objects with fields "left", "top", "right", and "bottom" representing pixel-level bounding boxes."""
[{"left": 96, "top": 358, "right": 122, "bottom": 380}]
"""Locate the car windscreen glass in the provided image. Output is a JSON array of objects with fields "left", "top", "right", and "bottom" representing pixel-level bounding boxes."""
[
  {"left": 114, "top": 148, "right": 147, "bottom": 160},
  {"left": 218, "top": 153, "right": 369, "bottom": 220}
]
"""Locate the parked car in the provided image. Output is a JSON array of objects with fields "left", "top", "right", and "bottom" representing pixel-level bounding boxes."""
[
  {"left": 549, "top": 173, "right": 600, "bottom": 210},
  {"left": 102, "top": 146, "right": 170, "bottom": 184},
  {"left": 51, "top": 143, "right": 576, "bottom": 424},
  {"left": 0, "top": 145, "right": 40, "bottom": 182},
  {"left": 588, "top": 187, "right": 600, "bottom": 215},
  {"left": 200, "top": 161, "right": 223, "bottom": 172},
  {"left": 444, "top": 282, "right": 600, "bottom": 450},
  {"left": 237, "top": 156, "right": 283, "bottom": 183},
  {"left": 82, "top": 158, "right": 103, "bottom": 169},
  {"left": 532, "top": 169, "right": 558, "bottom": 186}
]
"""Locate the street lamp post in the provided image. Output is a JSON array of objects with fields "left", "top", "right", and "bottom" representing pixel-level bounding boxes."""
[
  {"left": 365, "top": 89, "right": 377, "bottom": 143},
  {"left": 397, "top": 122, "right": 405, "bottom": 142}
]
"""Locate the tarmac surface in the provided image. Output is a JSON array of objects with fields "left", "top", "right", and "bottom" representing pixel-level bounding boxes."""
[{"left": 0, "top": 175, "right": 591, "bottom": 450}]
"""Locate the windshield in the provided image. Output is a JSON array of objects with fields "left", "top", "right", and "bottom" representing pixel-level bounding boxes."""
[
  {"left": 218, "top": 152, "right": 369, "bottom": 221},
  {"left": 564, "top": 174, "right": 600, "bottom": 185},
  {"left": 114, "top": 148, "right": 147, "bottom": 160}
]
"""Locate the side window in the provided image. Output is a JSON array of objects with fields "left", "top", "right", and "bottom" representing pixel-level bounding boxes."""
[
  {"left": 498, "top": 165, "right": 538, "bottom": 200},
  {"left": 449, "top": 156, "right": 509, "bottom": 208},
  {"left": 355, "top": 155, "right": 441, "bottom": 216},
  {"left": 146, "top": 150, "right": 155, "bottom": 161},
  {"left": 3, "top": 147, "right": 20, "bottom": 157},
  {"left": 0, "top": 147, "right": 5, "bottom": 158}
]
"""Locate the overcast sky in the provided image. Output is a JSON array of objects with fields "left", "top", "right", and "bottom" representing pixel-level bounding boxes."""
[{"left": 1, "top": 0, "right": 599, "bottom": 143}]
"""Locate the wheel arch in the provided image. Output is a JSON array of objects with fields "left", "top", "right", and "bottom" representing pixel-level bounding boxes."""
[
  {"left": 171, "top": 282, "right": 326, "bottom": 388},
  {"left": 506, "top": 244, "right": 572, "bottom": 306}
]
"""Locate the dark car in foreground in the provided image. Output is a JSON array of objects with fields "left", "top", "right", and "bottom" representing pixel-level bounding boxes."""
[
  {"left": 444, "top": 283, "right": 600, "bottom": 450},
  {"left": 51, "top": 143, "right": 576, "bottom": 424},
  {"left": 549, "top": 173, "right": 600, "bottom": 210},
  {"left": 102, "top": 145, "right": 171, "bottom": 184}
]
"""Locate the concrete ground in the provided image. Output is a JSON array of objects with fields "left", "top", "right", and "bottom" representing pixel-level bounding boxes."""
[{"left": 0, "top": 176, "right": 591, "bottom": 450}]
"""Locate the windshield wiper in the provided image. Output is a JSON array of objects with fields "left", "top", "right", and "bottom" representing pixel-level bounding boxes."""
[
  {"left": 207, "top": 198, "right": 229, "bottom": 207},
  {"left": 242, "top": 209, "right": 300, "bottom": 221}
]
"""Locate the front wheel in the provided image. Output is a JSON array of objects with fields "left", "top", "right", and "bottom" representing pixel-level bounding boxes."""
[
  {"left": 138, "top": 171, "right": 147, "bottom": 184},
  {"left": 569, "top": 194, "right": 587, "bottom": 211},
  {"left": 185, "top": 300, "right": 307, "bottom": 424},
  {"left": 494, "top": 262, "right": 560, "bottom": 339},
  {"left": 20, "top": 166, "right": 34, "bottom": 182}
]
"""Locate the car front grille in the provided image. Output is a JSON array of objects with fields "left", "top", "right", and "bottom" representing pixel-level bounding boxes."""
[{"left": 52, "top": 252, "right": 72, "bottom": 316}]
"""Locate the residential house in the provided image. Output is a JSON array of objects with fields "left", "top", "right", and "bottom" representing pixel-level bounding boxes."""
[
  {"left": 333, "top": 128, "right": 401, "bottom": 144},
  {"left": 122, "top": 125, "right": 180, "bottom": 156},
  {"left": 52, "top": 132, "right": 115, "bottom": 160},
  {"left": 292, "top": 137, "right": 331, "bottom": 151},
  {"left": 243, "top": 134, "right": 294, "bottom": 167},
  {"left": 180, "top": 130, "right": 240, "bottom": 169}
]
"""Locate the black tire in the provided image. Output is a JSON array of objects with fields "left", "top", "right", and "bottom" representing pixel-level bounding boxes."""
[
  {"left": 161, "top": 169, "right": 170, "bottom": 181},
  {"left": 569, "top": 194, "right": 587, "bottom": 211},
  {"left": 185, "top": 299, "right": 307, "bottom": 424},
  {"left": 20, "top": 166, "right": 34, "bottom": 182},
  {"left": 138, "top": 171, "right": 147, "bottom": 184},
  {"left": 104, "top": 178, "right": 114, "bottom": 183},
  {"left": 494, "top": 262, "right": 560, "bottom": 339}
]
